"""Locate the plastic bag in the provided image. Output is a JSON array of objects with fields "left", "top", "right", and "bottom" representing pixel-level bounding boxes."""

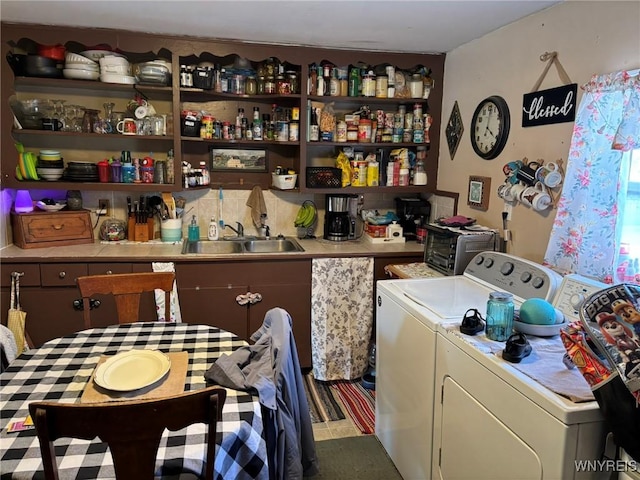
[{"left": 336, "top": 151, "right": 352, "bottom": 187}]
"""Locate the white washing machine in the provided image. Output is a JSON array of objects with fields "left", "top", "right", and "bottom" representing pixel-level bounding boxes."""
[{"left": 376, "top": 252, "right": 609, "bottom": 480}]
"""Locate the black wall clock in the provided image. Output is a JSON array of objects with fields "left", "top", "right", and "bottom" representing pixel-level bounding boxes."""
[
  {"left": 470, "top": 95, "right": 510, "bottom": 160},
  {"left": 445, "top": 101, "right": 464, "bottom": 160}
]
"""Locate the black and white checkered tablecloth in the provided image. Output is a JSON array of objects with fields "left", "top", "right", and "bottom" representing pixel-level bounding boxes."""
[{"left": 0, "top": 322, "right": 269, "bottom": 480}]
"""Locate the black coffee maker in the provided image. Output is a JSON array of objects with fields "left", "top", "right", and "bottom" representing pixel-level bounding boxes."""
[
  {"left": 395, "top": 196, "right": 431, "bottom": 240},
  {"left": 324, "top": 194, "right": 356, "bottom": 242}
]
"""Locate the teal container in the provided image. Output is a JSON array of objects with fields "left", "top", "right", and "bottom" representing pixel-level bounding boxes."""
[{"left": 486, "top": 291, "right": 514, "bottom": 341}]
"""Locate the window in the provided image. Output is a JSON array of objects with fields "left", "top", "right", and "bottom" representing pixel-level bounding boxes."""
[{"left": 617, "top": 149, "right": 640, "bottom": 283}]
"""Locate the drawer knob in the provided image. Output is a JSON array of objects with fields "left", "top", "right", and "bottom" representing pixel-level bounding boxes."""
[
  {"left": 52, "top": 223, "right": 64, "bottom": 230},
  {"left": 106, "top": 270, "right": 113, "bottom": 275},
  {"left": 58, "top": 271, "right": 66, "bottom": 279}
]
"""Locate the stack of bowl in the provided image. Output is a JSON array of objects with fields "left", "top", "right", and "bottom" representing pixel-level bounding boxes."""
[
  {"left": 65, "top": 162, "right": 99, "bottom": 182},
  {"left": 99, "top": 55, "right": 135, "bottom": 85},
  {"left": 63, "top": 52, "right": 99, "bottom": 81},
  {"left": 9, "top": 97, "right": 53, "bottom": 129},
  {"left": 37, "top": 150, "right": 64, "bottom": 181}
]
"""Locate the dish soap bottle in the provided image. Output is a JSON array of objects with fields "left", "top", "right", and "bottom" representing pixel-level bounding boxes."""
[
  {"left": 188, "top": 215, "right": 200, "bottom": 241},
  {"left": 207, "top": 216, "right": 219, "bottom": 241}
]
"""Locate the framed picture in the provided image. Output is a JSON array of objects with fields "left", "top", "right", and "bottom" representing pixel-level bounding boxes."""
[
  {"left": 467, "top": 175, "right": 491, "bottom": 210},
  {"left": 210, "top": 148, "right": 267, "bottom": 172}
]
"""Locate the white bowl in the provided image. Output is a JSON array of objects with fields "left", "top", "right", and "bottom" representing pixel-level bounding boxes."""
[
  {"left": 100, "top": 74, "right": 136, "bottom": 85},
  {"left": 65, "top": 52, "right": 98, "bottom": 66},
  {"left": 100, "top": 64, "right": 131, "bottom": 76},
  {"left": 99, "top": 55, "right": 130, "bottom": 68},
  {"left": 513, "top": 319, "right": 567, "bottom": 337},
  {"left": 38, "top": 174, "right": 64, "bottom": 182},
  {"left": 63, "top": 68, "right": 100, "bottom": 81},
  {"left": 81, "top": 50, "right": 125, "bottom": 62},
  {"left": 36, "top": 200, "right": 66, "bottom": 209},
  {"left": 65, "top": 62, "right": 100, "bottom": 72},
  {"left": 37, "top": 167, "right": 64, "bottom": 174}
]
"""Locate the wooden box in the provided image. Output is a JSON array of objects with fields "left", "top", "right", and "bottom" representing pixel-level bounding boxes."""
[{"left": 11, "top": 209, "right": 94, "bottom": 249}]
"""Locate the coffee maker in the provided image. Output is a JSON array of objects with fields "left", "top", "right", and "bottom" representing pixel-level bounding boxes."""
[
  {"left": 395, "top": 196, "right": 431, "bottom": 240},
  {"left": 324, "top": 194, "right": 356, "bottom": 242}
]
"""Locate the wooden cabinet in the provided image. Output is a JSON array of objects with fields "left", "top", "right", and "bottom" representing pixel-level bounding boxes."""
[
  {"left": 175, "top": 259, "right": 312, "bottom": 368},
  {"left": 1, "top": 23, "right": 444, "bottom": 195},
  {"left": 1, "top": 262, "right": 153, "bottom": 346}
]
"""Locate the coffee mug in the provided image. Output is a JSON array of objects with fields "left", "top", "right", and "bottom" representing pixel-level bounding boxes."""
[
  {"left": 521, "top": 183, "right": 551, "bottom": 211},
  {"left": 41, "top": 117, "right": 63, "bottom": 131},
  {"left": 515, "top": 162, "right": 540, "bottom": 186},
  {"left": 498, "top": 182, "right": 517, "bottom": 202},
  {"left": 116, "top": 118, "right": 137, "bottom": 135},
  {"left": 535, "top": 162, "right": 563, "bottom": 188},
  {"left": 510, "top": 183, "right": 527, "bottom": 202}
]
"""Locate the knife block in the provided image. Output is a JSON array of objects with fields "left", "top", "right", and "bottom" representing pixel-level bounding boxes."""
[{"left": 128, "top": 216, "right": 154, "bottom": 242}]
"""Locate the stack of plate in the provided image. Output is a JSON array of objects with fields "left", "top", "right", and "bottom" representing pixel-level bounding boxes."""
[
  {"left": 64, "top": 52, "right": 99, "bottom": 81},
  {"left": 36, "top": 150, "right": 64, "bottom": 180},
  {"left": 64, "top": 162, "right": 98, "bottom": 182}
]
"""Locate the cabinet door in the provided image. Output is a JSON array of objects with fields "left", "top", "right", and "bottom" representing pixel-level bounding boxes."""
[
  {"left": 179, "top": 286, "right": 249, "bottom": 340},
  {"left": 248, "top": 282, "right": 312, "bottom": 369}
]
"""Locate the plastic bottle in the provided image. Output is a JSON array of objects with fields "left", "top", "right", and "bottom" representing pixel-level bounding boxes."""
[
  {"left": 207, "top": 217, "right": 219, "bottom": 241},
  {"left": 188, "top": 215, "right": 200, "bottom": 241},
  {"left": 413, "top": 160, "right": 427, "bottom": 185}
]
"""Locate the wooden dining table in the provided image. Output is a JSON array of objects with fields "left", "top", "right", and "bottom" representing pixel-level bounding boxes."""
[{"left": 0, "top": 322, "right": 270, "bottom": 480}]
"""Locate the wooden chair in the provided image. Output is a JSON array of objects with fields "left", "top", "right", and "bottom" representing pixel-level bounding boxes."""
[
  {"left": 28, "top": 386, "right": 227, "bottom": 480},
  {"left": 76, "top": 272, "right": 175, "bottom": 328}
]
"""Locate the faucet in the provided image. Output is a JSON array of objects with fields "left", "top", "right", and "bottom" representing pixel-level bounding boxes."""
[{"left": 225, "top": 222, "right": 244, "bottom": 238}]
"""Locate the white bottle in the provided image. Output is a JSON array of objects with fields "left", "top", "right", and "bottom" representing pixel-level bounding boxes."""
[{"left": 207, "top": 217, "right": 219, "bottom": 240}]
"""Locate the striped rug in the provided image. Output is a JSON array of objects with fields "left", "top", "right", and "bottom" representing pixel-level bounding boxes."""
[{"left": 303, "top": 373, "right": 376, "bottom": 435}]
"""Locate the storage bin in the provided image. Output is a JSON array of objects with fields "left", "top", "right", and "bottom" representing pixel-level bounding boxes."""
[
  {"left": 181, "top": 118, "right": 201, "bottom": 137},
  {"left": 192, "top": 67, "right": 214, "bottom": 90},
  {"left": 271, "top": 173, "right": 298, "bottom": 190},
  {"left": 306, "top": 167, "right": 342, "bottom": 188}
]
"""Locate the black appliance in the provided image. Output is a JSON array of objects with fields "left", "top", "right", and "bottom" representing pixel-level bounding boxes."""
[
  {"left": 395, "top": 197, "right": 431, "bottom": 240},
  {"left": 324, "top": 194, "right": 356, "bottom": 242}
]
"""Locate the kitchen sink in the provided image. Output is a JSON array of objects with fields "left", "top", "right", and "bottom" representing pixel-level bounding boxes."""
[
  {"left": 181, "top": 240, "right": 243, "bottom": 254},
  {"left": 181, "top": 237, "right": 304, "bottom": 254},
  {"left": 242, "top": 238, "right": 305, "bottom": 253}
]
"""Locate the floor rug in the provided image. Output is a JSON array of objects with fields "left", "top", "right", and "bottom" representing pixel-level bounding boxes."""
[
  {"left": 303, "top": 373, "right": 345, "bottom": 423},
  {"left": 330, "top": 381, "right": 376, "bottom": 435},
  {"left": 312, "top": 436, "right": 401, "bottom": 479}
]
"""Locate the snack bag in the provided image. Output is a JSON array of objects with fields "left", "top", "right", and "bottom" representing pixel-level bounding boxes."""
[{"left": 336, "top": 151, "right": 352, "bottom": 187}]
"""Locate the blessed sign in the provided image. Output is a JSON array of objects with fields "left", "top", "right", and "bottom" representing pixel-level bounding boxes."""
[{"left": 522, "top": 83, "right": 577, "bottom": 127}]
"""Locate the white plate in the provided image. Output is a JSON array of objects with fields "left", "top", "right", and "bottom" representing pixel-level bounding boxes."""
[
  {"left": 63, "top": 68, "right": 100, "bottom": 81},
  {"left": 94, "top": 349, "right": 171, "bottom": 392},
  {"left": 36, "top": 201, "right": 66, "bottom": 211}
]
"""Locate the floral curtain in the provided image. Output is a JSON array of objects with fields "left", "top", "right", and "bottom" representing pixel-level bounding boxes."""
[{"left": 544, "top": 70, "right": 640, "bottom": 282}]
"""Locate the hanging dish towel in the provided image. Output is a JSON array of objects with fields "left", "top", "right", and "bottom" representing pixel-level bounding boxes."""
[
  {"left": 151, "top": 262, "right": 182, "bottom": 322},
  {"left": 246, "top": 185, "right": 267, "bottom": 229},
  {"left": 7, "top": 272, "right": 28, "bottom": 356},
  {"left": 311, "top": 257, "right": 374, "bottom": 381},
  {"left": 1, "top": 324, "right": 18, "bottom": 368}
]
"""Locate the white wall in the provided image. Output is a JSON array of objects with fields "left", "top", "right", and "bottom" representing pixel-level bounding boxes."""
[{"left": 439, "top": 0, "right": 640, "bottom": 263}]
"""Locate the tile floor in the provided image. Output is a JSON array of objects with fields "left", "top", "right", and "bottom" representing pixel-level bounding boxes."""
[{"left": 311, "top": 394, "right": 366, "bottom": 440}]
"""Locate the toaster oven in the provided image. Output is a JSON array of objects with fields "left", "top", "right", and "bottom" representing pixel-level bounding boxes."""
[{"left": 424, "top": 223, "right": 499, "bottom": 276}]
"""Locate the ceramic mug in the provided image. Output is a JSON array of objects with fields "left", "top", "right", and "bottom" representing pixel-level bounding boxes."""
[
  {"left": 535, "top": 162, "right": 562, "bottom": 188},
  {"left": 515, "top": 162, "right": 540, "bottom": 186},
  {"left": 521, "top": 182, "right": 552, "bottom": 211},
  {"left": 510, "top": 183, "right": 527, "bottom": 202},
  {"left": 41, "top": 117, "right": 63, "bottom": 131},
  {"left": 116, "top": 118, "right": 136, "bottom": 135},
  {"left": 497, "top": 182, "right": 517, "bottom": 202}
]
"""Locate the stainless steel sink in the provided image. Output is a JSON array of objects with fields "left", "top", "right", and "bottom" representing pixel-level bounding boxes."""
[
  {"left": 243, "top": 238, "right": 304, "bottom": 253},
  {"left": 181, "top": 240, "right": 243, "bottom": 254},
  {"left": 181, "top": 237, "right": 304, "bottom": 254}
]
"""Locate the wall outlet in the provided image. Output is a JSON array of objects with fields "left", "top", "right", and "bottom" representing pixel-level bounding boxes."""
[{"left": 97, "top": 199, "right": 110, "bottom": 216}]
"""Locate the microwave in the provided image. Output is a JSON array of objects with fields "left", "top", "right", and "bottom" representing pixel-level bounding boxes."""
[{"left": 424, "top": 224, "right": 500, "bottom": 276}]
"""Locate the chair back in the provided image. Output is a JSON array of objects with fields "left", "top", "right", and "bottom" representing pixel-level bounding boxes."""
[
  {"left": 76, "top": 272, "right": 175, "bottom": 328},
  {"left": 28, "top": 386, "right": 227, "bottom": 480}
]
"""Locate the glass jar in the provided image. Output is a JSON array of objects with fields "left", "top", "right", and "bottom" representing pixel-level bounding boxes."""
[
  {"left": 265, "top": 75, "right": 276, "bottom": 94},
  {"left": 375, "top": 75, "right": 388, "bottom": 98},
  {"left": 362, "top": 71, "right": 376, "bottom": 97},
  {"left": 486, "top": 292, "right": 515, "bottom": 341},
  {"left": 286, "top": 71, "right": 299, "bottom": 94},
  {"left": 257, "top": 75, "right": 266, "bottom": 95},
  {"left": 245, "top": 76, "right": 257, "bottom": 95},
  {"left": 410, "top": 74, "right": 424, "bottom": 98}
]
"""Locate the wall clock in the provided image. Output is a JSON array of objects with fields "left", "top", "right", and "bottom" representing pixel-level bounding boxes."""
[
  {"left": 470, "top": 95, "right": 510, "bottom": 160},
  {"left": 445, "top": 101, "right": 464, "bottom": 160}
]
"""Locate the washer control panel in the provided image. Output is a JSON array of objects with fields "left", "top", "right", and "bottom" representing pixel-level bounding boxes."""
[
  {"left": 463, "top": 251, "right": 562, "bottom": 302},
  {"left": 552, "top": 273, "right": 607, "bottom": 321}
]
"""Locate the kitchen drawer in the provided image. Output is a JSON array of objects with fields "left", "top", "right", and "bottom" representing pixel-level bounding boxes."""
[
  {"left": 11, "top": 210, "right": 94, "bottom": 249},
  {"left": 0, "top": 264, "right": 41, "bottom": 287},
  {"left": 88, "top": 263, "right": 133, "bottom": 276},
  {"left": 40, "top": 263, "right": 88, "bottom": 287}
]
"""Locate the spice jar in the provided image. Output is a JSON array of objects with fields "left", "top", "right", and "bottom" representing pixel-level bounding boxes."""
[{"left": 410, "top": 74, "right": 424, "bottom": 98}]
